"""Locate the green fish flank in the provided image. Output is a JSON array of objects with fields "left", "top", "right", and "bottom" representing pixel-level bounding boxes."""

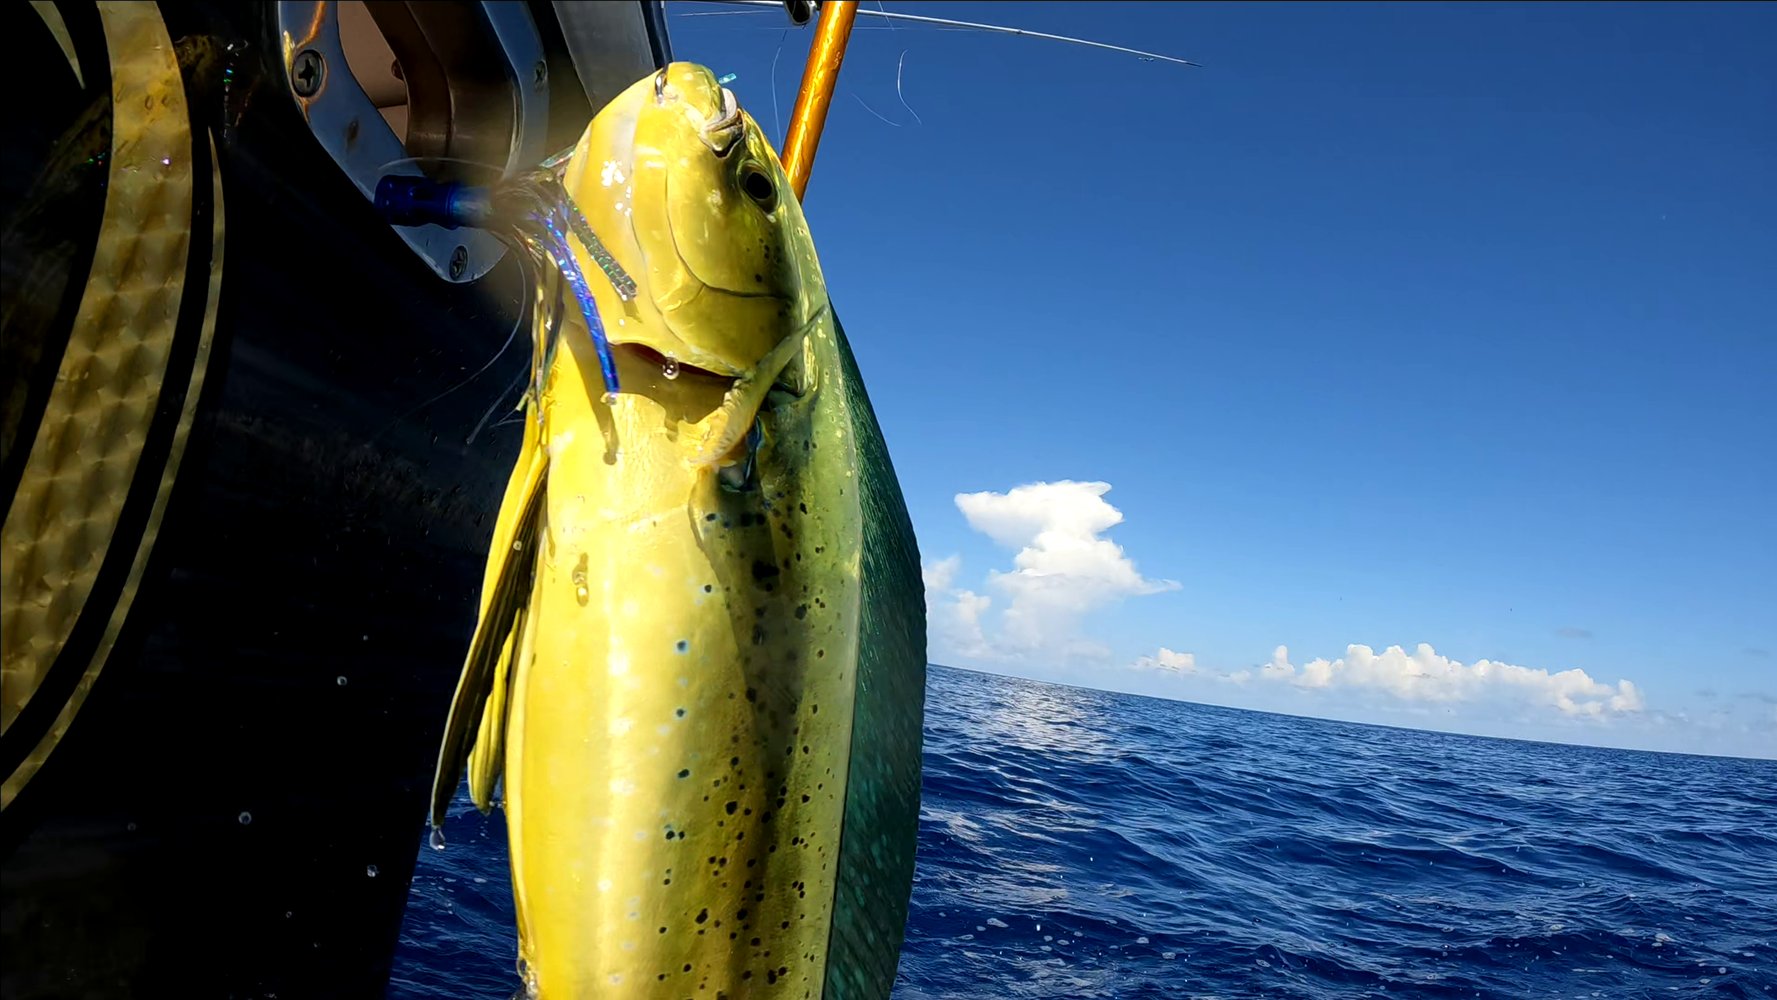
[{"left": 429, "top": 63, "right": 925, "bottom": 999}]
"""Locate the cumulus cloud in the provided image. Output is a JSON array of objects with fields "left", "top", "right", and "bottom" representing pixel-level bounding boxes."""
[
  {"left": 1134, "top": 647, "right": 1197, "bottom": 674},
  {"left": 1260, "top": 645, "right": 1295, "bottom": 680},
  {"left": 925, "top": 481, "right": 1177, "bottom": 665},
  {"left": 922, "top": 555, "right": 995, "bottom": 661},
  {"left": 1263, "top": 642, "right": 1642, "bottom": 717},
  {"left": 1130, "top": 641, "right": 1646, "bottom": 720}
]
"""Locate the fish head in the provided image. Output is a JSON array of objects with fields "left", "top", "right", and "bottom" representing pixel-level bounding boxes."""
[{"left": 568, "top": 62, "right": 822, "bottom": 390}]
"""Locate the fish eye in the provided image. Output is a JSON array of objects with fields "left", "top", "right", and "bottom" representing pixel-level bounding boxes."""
[{"left": 740, "top": 165, "right": 777, "bottom": 212}]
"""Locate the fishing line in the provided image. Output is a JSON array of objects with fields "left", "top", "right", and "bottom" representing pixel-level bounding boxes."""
[
  {"left": 770, "top": 27, "right": 788, "bottom": 144},
  {"left": 850, "top": 91, "right": 901, "bottom": 128},
  {"left": 367, "top": 266, "right": 528, "bottom": 444},
  {"left": 683, "top": 1, "right": 1202, "bottom": 67},
  {"left": 466, "top": 365, "right": 532, "bottom": 445},
  {"left": 894, "top": 50, "right": 922, "bottom": 125}
]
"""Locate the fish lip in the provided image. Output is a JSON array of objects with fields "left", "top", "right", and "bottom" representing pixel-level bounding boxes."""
[{"left": 700, "top": 89, "right": 744, "bottom": 157}]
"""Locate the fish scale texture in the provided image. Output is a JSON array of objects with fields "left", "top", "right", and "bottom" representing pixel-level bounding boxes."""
[{"left": 822, "top": 316, "right": 927, "bottom": 1000}]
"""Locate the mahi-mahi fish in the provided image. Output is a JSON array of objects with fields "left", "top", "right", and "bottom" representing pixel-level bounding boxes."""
[{"left": 430, "top": 63, "right": 926, "bottom": 999}]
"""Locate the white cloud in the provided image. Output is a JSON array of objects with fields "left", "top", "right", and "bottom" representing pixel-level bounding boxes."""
[
  {"left": 1260, "top": 645, "right": 1295, "bottom": 680},
  {"left": 1158, "top": 641, "right": 1643, "bottom": 718},
  {"left": 923, "top": 555, "right": 995, "bottom": 661},
  {"left": 1279, "top": 643, "right": 1642, "bottom": 717},
  {"left": 926, "top": 480, "right": 1177, "bottom": 666},
  {"left": 1134, "top": 647, "right": 1198, "bottom": 674}
]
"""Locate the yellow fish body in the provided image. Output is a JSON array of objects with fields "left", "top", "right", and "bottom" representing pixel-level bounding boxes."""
[{"left": 432, "top": 63, "right": 923, "bottom": 999}]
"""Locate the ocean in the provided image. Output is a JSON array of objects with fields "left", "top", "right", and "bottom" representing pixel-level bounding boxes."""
[{"left": 388, "top": 665, "right": 1776, "bottom": 998}]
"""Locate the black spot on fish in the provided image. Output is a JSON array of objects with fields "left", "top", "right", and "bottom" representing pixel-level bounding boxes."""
[
  {"left": 801, "top": 794, "right": 810, "bottom": 803},
  {"left": 695, "top": 909, "right": 709, "bottom": 924},
  {"left": 794, "top": 604, "right": 807, "bottom": 620},
  {"left": 676, "top": 640, "right": 689, "bottom": 653},
  {"left": 679, "top": 768, "right": 691, "bottom": 778},
  {"left": 676, "top": 707, "right": 686, "bottom": 717},
  {"left": 798, "top": 502, "right": 808, "bottom": 513},
  {"left": 750, "top": 560, "right": 779, "bottom": 583},
  {"left": 802, "top": 745, "right": 810, "bottom": 755},
  {"left": 703, "top": 584, "right": 714, "bottom": 593},
  {"left": 705, "top": 512, "right": 717, "bottom": 521},
  {"left": 811, "top": 704, "right": 819, "bottom": 714},
  {"left": 817, "top": 649, "right": 825, "bottom": 658},
  {"left": 725, "top": 801, "right": 738, "bottom": 815}
]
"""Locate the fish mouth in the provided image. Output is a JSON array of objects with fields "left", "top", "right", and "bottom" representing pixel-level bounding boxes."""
[
  {"left": 655, "top": 303, "right": 823, "bottom": 471},
  {"left": 700, "top": 88, "right": 744, "bottom": 158}
]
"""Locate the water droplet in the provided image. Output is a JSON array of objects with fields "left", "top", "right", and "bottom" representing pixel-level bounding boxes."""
[
  {"left": 238, "top": 811, "right": 252, "bottom": 825},
  {"left": 429, "top": 828, "right": 447, "bottom": 851},
  {"left": 366, "top": 864, "right": 379, "bottom": 877},
  {"left": 336, "top": 676, "right": 348, "bottom": 686},
  {"left": 601, "top": 392, "right": 617, "bottom": 406},
  {"left": 662, "top": 357, "right": 680, "bottom": 380}
]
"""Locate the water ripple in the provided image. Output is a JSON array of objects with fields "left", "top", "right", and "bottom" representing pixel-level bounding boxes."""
[{"left": 390, "top": 666, "right": 1777, "bottom": 998}]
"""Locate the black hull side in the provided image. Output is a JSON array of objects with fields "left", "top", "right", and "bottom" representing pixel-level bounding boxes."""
[{"left": 0, "top": 3, "right": 658, "bottom": 996}]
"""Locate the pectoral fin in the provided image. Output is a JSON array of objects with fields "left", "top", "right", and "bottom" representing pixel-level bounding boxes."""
[{"left": 430, "top": 414, "right": 549, "bottom": 828}]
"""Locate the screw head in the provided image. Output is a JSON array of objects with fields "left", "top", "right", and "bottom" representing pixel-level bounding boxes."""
[
  {"left": 292, "top": 49, "right": 324, "bottom": 97},
  {"left": 449, "top": 245, "right": 469, "bottom": 280}
]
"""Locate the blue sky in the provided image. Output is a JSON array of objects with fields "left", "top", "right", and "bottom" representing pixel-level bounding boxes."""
[{"left": 668, "top": 2, "right": 1776, "bottom": 758}]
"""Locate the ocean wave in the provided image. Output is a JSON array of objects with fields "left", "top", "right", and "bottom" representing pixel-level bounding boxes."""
[{"left": 391, "top": 665, "right": 1777, "bottom": 998}]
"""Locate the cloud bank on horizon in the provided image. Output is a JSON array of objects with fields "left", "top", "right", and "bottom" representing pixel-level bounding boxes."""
[
  {"left": 1135, "top": 641, "right": 1645, "bottom": 718},
  {"left": 922, "top": 479, "right": 1774, "bottom": 757}
]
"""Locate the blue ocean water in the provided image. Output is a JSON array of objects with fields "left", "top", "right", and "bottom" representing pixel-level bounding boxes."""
[{"left": 389, "top": 665, "right": 1777, "bottom": 998}]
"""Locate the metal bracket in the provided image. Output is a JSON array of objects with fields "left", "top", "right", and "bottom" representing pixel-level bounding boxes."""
[{"left": 276, "top": 1, "right": 550, "bottom": 283}]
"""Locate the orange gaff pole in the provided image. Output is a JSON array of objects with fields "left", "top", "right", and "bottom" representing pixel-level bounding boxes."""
[{"left": 780, "top": 0, "right": 858, "bottom": 202}]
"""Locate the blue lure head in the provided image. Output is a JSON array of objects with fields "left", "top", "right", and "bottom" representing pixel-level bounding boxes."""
[{"left": 373, "top": 172, "right": 637, "bottom": 399}]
